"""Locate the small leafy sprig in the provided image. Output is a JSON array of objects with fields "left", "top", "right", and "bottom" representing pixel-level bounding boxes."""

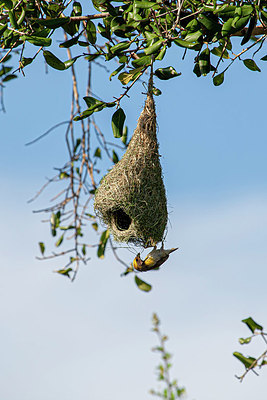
[
  {"left": 234, "top": 317, "right": 267, "bottom": 382},
  {"left": 150, "top": 313, "right": 185, "bottom": 400}
]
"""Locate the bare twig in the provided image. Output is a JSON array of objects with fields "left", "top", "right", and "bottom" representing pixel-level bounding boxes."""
[
  {"left": 25, "top": 121, "right": 70, "bottom": 146},
  {"left": 109, "top": 238, "right": 131, "bottom": 270}
]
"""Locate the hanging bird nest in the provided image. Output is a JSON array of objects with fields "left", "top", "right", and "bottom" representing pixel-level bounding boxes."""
[{"left": 94, "top": 71, "right": 168, "bottom": 247}]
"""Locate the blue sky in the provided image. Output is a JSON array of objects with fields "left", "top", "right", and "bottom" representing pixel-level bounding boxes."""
[{"left": 1, "top": 17, "right": 267, "bottom": 400}]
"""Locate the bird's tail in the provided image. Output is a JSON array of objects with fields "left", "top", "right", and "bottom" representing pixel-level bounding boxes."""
[{"left": 167, "top": 247, "right": 179, "bottom": 255}]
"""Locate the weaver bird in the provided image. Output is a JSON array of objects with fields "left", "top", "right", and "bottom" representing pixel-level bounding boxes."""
[{"left": 133, "top": 246, "right": 178, "bottom": 272}]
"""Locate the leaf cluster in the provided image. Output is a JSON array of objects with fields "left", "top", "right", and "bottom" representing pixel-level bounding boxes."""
[{"left": 1, "top": 1, "right": 266, "bottom": 88}]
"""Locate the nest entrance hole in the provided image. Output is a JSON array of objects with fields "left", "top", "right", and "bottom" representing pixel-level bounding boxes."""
[{"left": 112, "top": 209, "right": 132, "bottom": 231}]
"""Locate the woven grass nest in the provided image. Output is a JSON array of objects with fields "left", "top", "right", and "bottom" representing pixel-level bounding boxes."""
[{"left": 94, "top": 77, "right": 168, "bottom": 247}]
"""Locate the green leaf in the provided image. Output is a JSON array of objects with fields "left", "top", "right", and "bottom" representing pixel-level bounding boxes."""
[
  {"left": 94, "top": 147, "right": 101, "bottom": 158},
  {"left": 97, "top": 229, "right": 110, "bottom": 259},
  {"left": 74, "top": 96, "right": 106, "bottom": 120},
  {"left": 112, "top": 150, "right": 119, "bottom": 164},
  {"left": 184, "top": 30, "right": 202, "bottom": 42},
  {"left": 215, "top": 4, "right": 236, "bottom": 17},
  {"left": 34, "top": 17, "right": 70, "bottom": 28},
  {"left": 135, "top": 275, "right": 152, "bottom": 292},
  {"left": 144, "top": 31, "right": 158, "bottom": 42},
  {"left": 239, "top": 337, "right": 252, "bottom": 345},
  {"left": 243, "top": 59, "right": 261, "bottom": 72},
  {"left": 199, "top": 48, "right": 210, "bottom": 76},
  {"left": 174, "top": 38, "right": 201, "bottom": 50},
  {"left": 8, "top": 10, "right": 18, "bottom": 29},
  {"left": 73, "top": 138, "right": 82, "bottom": 155},
  {"left": 198, "top": 13, "right": 221, "bottom": 32},
  {"left": 109, "top": 63, "right": 125, "bottom": 81},
  {"left": 78, "top": 40, "right": 89, "bottom": 47},
  {"left": 222, "top": 15, "right": 250, "bottom": 36},
  {"left": 59, "top": 36, "right": 79, "bottom": 48},
  {"left": 86, "top": 20, "right": 97, "bottom": 44},
  {"left": 132, "top": 54, "right": 151, "bottom": 67},
  {"left": 233, "top": 352, "right": 256, "bottom": 369},
  {"left": 0, "top": 23, "right": 7, "bottom": 36},
  {"left": 82, "top": 244, "right": 86, "bottom": 255},
  {"left": 20, "top": 57, "right": 33, "bottom": 67},
  {"left": 239, "top": 5, "right": 253, "bottom": 17},
  {"left": 85, "top": 52, "right": 102, "bottom": 62},
  {"left": 154, "top": 66, "right": 181, "bottom": 80},
  {"left": 64, "top": 57, "right": 78, "bottom": 69},
  {"left": 232, "top": 15, "right": 250, "bottom": 31},
  {"left": 155, "top": 45, "right": 166, "bottom": 61},
  {"left": 21, "top": 35, "right": 52, "bottom": 47},
  {"left": 56, "top": 268, "right": 73, "bottom": 278},
  {"left": 242, "top": 317, "right": 263, "bottom": 333},
  {"left": 221, "top": 18, "right": 234, "bottom": 36},
  {"left": 55, "top": 234, "right": 64, "bottom": 247},
  {"left": 0, "top": 66, "right": 12, "bottom": 77},
  {"left": 144, "top": 39, "right": 164, "bottom": 56},
  {"left": 43, "top": 50, "right": 65, "bottom": 70},
  {"left": 261, "top": 55, "right": 267, "bottom": 61},
  {"left": 110, "top": 40, "right": 130, "bottom": 54},
  {"left": 261, "top": 10, "right": 267, "bottom": 25},
  {"left": 112, "top": 108, "right": 126, "bottom": 138},
  {"left": 241, "top": 14, "right": 256, "bottom": 45},
  {"left": 60, "top": 225, "right": 75, "bottom": 231},
  {"left": 213, "top": 72, "right": 224, "bottom": 86},
  {"left": 118, "top": 67, "right": 143, "bottom": 84},
  {"left": 211, "top": 46, "right": 229, "bottom": 59},
  {"left": 59, "top": 172, "right": 69, "bottom": 179},
  {"left": 134, "top": 1, "right": 158, "bottom": 9},
  {"left": 50, "top": 211, "right": 60, "bottom": 236},
  {"left": 92, "top": 0, "right": 107, "bottom": 11},
  {"left": 83, "top": 96, "right": 103, "bottom": 108},
  {"left": 73, "top": 1, "right": 82, "bottom": 14},
  {"left": 2, "top": 74, "right": 17, "bottom": 82},
  {"left": 74, "top": 107, "right": 102, "bottom": 121},
  {"left": 39, "top": 242, "right": 45, "bottom": 255},
  {"left": 92, "top": 222, "right": 98, "bottom": 231}
]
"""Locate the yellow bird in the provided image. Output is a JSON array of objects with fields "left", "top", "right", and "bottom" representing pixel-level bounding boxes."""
[{"left": 133, "top": 246, "right": 178, "bottom": 272}]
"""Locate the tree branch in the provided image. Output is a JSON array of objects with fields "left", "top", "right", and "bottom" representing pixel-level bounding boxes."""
[
  {"left": 232, "top": 24, "right": 267, "bottom": 37},
  {"left": 69, "top": 12, "right": 109, "bottom": 22}
]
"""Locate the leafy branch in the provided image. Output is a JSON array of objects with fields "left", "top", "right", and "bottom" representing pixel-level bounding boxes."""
[
  {"left": 150, "top": 313, "right": 185, "bottom": 400},
  {"left": 234, "top": 317, "right": 267, "bottom": 382}
]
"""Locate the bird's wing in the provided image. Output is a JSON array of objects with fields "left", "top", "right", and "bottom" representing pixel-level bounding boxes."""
[{"left": 143, "top": 254, "right": 157, "bottom": 267}]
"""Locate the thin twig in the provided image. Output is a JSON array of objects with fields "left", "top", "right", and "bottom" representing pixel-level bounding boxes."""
[
  {"left": 212, "top": 39, "right": 229, "bottom": 77},
  {"left": 109, "top": 238, "right": 131, "bottom": 269},
  {"left": 25, "top": 121, "right": 70, "bottom": 146}
]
